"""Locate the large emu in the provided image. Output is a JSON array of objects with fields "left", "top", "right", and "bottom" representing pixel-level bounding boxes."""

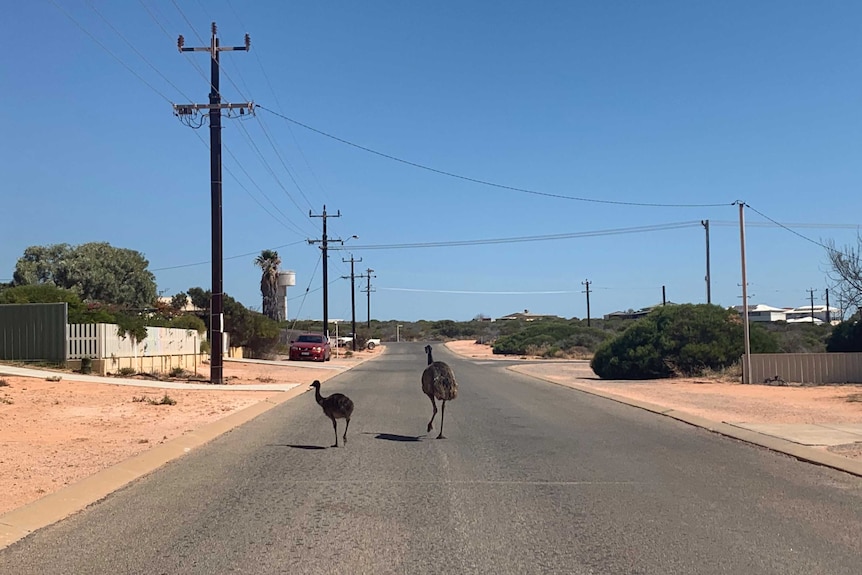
[
  {"left": 310, "top": 380, "right": 354, "bottom": 447},
  {"left": 421, "top": 344, "right": 458, "bottom": 439}
]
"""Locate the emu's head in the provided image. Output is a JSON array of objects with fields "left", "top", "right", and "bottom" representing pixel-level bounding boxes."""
[
  {"left": 424, "top": 345, "right": 432, "bottom": 354},
  {"left": 309, "top": 380, "right": 321, "bottom": 389}
]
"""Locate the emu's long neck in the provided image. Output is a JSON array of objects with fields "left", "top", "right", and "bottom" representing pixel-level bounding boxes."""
[
  {"left": 314, "top": 386, "right": 324, "bottom": 405},
  {"left": 426, "top": 349, "right": 433, "bottom": 365}
]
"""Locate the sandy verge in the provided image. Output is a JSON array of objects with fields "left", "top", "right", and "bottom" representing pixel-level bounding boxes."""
[
  {"left": 445, "top": 340, "right": 862, "bottom": 461},
  {"left": 0, "top": 348, "right": 380, "bottom": 516}
]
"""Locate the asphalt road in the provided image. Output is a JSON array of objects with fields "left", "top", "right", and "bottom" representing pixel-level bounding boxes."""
[{"left": 2, "top": 343, "right": 862, "bottom": 574}]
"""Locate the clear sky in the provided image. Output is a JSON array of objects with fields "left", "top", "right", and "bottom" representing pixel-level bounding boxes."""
[{"left": 2, "top": 1, "right": 861, "bottom": 322}]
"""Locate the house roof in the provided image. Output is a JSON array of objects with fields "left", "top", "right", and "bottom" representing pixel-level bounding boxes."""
[
  {"left": 497, "top": 309, "right": 559, "bottom": 320},
  {"left": 733, "top": 304, "right": 789, "bottom": 313}
]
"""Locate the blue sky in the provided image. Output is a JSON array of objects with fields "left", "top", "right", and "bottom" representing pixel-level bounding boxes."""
[{"left": 2, "top": 1, "right": 861, "bottom": 322}]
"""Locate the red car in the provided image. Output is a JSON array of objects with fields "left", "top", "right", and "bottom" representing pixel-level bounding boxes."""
[{"left": 289, "top": 333, "right": 332, "bottom": 362}]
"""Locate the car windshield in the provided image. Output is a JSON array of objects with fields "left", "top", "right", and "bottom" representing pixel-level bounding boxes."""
[{"left": 297, "top": 335, "right": 323, "bottom": 343}]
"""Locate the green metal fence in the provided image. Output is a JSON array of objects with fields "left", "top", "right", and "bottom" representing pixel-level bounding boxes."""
[{"left": 0, "top": 303, "right": 68, "bottom": 363}]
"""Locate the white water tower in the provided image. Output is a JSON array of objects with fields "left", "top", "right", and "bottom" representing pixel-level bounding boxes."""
[{"left": 277, "top": 270, "right": 296, "bottom": 321}]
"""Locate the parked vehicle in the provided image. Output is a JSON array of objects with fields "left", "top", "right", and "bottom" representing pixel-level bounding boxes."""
[
  {"left": 289, "top": 333, "right": 331, "bottom": 362},
  {"left": 335, "top": 335, "right": 353, "bottom": 347},
  {"left": 366, "top": 338, "right": 381, "bottom": 350}
]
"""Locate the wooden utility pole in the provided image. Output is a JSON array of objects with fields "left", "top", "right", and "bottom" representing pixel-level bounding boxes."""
[
  {"left": 702, "top": 219, "right": 711, "bottom": 304},
  {"left": 173, "top": 23, "right": 252, "bottom": 385},
  {"left": 308, "top": 205, "right": 342, "bottom": 340},
  {"left": 357, "top": 268, "right": 376, "bottom": 328},
  {"left": 738, "top": 201, "right": 751, "bottom": 384},
  {"left": 341, "top": 255, "right": 362, "bottom": 351},
  {"left": 581, "top": 279, "right": 591, "bottom": 327},
  {"left": 808, "top": 288, "right": 817, "bottom": 322}
]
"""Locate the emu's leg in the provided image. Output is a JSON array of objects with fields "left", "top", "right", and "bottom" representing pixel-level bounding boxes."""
[
  {"left": 427, "top": 396, "right": 438, "bottom": 433},
  {"left": 343, "top": 417, "right": 350, "bottom": 445},
  {"left": 330, "top": 417, "right": 339, "bottom": 448},
  {"left": 437, "top": 400, "right": 447, "bottom": 439}
]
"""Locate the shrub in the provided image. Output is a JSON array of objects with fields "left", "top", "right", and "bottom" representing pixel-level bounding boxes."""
[
  {"left": 132, "top": 393, "right": 176, "bottom": 405},
  {"left": 827, "top": 320, "right": 862, "bottom": 352},
  {"left": 117, "top": 367, "right": 137, "bottom": 377},
  {"left": 492, "top": 320, "right": 612, "bottom": 357},
  {"left": 80, "top": 357, "right": 92, "bottom": 374},
  {"left": 151, "top": 393, "right": 176, "bottom": 406},
  {"left": 591, "top": 304, "right": 778, "bottom": 380},
  {"left": 169, "top": 367, "right": 187, "bottom": 378}
]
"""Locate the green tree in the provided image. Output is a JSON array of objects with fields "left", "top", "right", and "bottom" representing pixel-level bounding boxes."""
[
  {"left": 13, "top": 242, "right": 157, "bottom": 309},
  {"left": 826, "top": 320, "right": 862, "bottom": 352},
  {"left": 591, "top": 304, "right": 778, "bottom": 379},
  {"left": 223, "top": 294, "right": 280, "bottom": 358},
  {"left": 170, "top": 292, "right": 189, "bottom": 311},
  {"left": 187, "top": 287, "right": 211, "bottom": 311},
  {"left": 0, "top": 284, "right": 113, "bottom": 323},
  {"left": 254, "top": 249, "right": 281, "bottom": 322}
]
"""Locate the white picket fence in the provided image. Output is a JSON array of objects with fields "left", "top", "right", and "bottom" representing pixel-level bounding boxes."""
[{"left": 66, "top": 323, "right": 205, "bottom": 359}]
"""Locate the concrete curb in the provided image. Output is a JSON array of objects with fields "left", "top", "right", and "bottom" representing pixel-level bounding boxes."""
[
  {"left": 0, "top": 350, "right": 389, "bottom": 551},
  {"left": 509, "top": 367, "right": 862, "bottom": 479}
]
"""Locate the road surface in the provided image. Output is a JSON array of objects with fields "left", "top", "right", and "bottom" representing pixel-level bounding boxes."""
[{"left": 2, "top": 343, "right": 862, "bottom": 574}]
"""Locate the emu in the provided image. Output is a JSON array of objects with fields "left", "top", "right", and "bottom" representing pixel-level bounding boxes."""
[
  {"left": 421, "top": 344, "right": 458, "bottom": 439},
  {"left": 310, "top": 380, "right": 354, "bottom": 447}
]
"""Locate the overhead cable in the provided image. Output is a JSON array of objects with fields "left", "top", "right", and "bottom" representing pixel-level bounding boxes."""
[{"left": 258, "top": 106, "right": 733, "bottom": 209}]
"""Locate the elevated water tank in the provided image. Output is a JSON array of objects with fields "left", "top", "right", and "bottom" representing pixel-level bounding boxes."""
[{"left": 278, "top": 270, "right": 296, "bottom": 287}]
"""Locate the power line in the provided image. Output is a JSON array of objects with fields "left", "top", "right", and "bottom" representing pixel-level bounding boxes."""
[
  {"left": 221, "top": 140, "right": 312, "bottom": 235},
  {"left": 383, "top": 288, "right": 580, "bottom": 295},
  {"left": 232, "top": 118, "right": 317, "bottom": 226},
  {"left": 258, "top": 106, "right": 733, "bottom": 209},
  {"left": 85, "top": 0, "right": 193, "bottom": 102},
  {"left": 189, "top": 129, "right": 307, "bottom": 234},
  {"left": 225, "top": 0, "right": 323, "bottom": 210},
  {"left": 712, "top": 220, "right": 861, "bottom": 230},
  {"left": 151, "top": 240, "right": 306, "bottom": 272},
  {"left": 330, "top": 221, "right": 702, "bottom": 251},
  {"left": 49, "top": 0, "right": 174, "bottom": 104},
  {"left": 743, "top": 204, "right": 831, "bottom": 250},
  {"left": 139, "top": 0, "right": 214, "bottom": 88}
]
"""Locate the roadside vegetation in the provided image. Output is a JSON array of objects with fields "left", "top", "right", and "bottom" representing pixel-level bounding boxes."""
[{"left": 4, "top": 238, "right": 862, "bottom": 378}]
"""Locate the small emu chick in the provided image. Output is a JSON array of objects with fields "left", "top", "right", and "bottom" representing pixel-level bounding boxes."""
[
  {"left": 422, "top": 344, "right": 458, "bottom": 439},
  {"left": 310, "top": 380, "right": 354, "bottom": 447}
]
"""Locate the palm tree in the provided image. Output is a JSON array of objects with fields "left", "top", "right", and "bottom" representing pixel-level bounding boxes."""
[{"left": 254, "top": 249, "right": 282, "bottom": 321}]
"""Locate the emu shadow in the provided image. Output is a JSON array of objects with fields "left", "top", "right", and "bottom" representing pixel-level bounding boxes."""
[
  {"left": 365, "top": 432, "right": 422, "bottom": 442},
  {"left": 271, "top": 444, "right": 328, "bottom": 450}
]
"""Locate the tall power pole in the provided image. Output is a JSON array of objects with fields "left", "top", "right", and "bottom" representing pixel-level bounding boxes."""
[
  {"left": 581, "top": 279, "right": 591, "bottom": 327},
  {"left": 360, "top": 268, "right": 376, "bottom": 328},
  {"left": 702, "top": 219, "right": 711, "bottom": 304},
  {"left": 825, "top": 287, "right": 831, "bottom": 324},
  {"left": 173, "top": 23, "right": 252, "bottom": 385},
  {"left": 738, "top": 201, "right": 752, "bottom": 384},
  {"left": 341, "top": 255, "right": 362, "bottom": 351},
  {"left": 808, "top": 288, "right": 817, "bottom": 322},
  {"left": 308, "top": 205, "right": 342, "bottom": 340}
]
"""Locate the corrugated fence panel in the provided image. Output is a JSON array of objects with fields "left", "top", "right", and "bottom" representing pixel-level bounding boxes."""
[
  {"left": 745, "top": 353, "right": 862, "bottom": 384},
  {"left": 0, "top": 303, "right": 67, "bottom": 362}
]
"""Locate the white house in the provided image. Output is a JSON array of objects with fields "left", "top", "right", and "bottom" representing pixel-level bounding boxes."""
[
  {"left": 733, "top": 304, "right": 790, "bottom": 323},
  {"left": 785, "top": 305, "right": 840, "bottom": 324}
]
